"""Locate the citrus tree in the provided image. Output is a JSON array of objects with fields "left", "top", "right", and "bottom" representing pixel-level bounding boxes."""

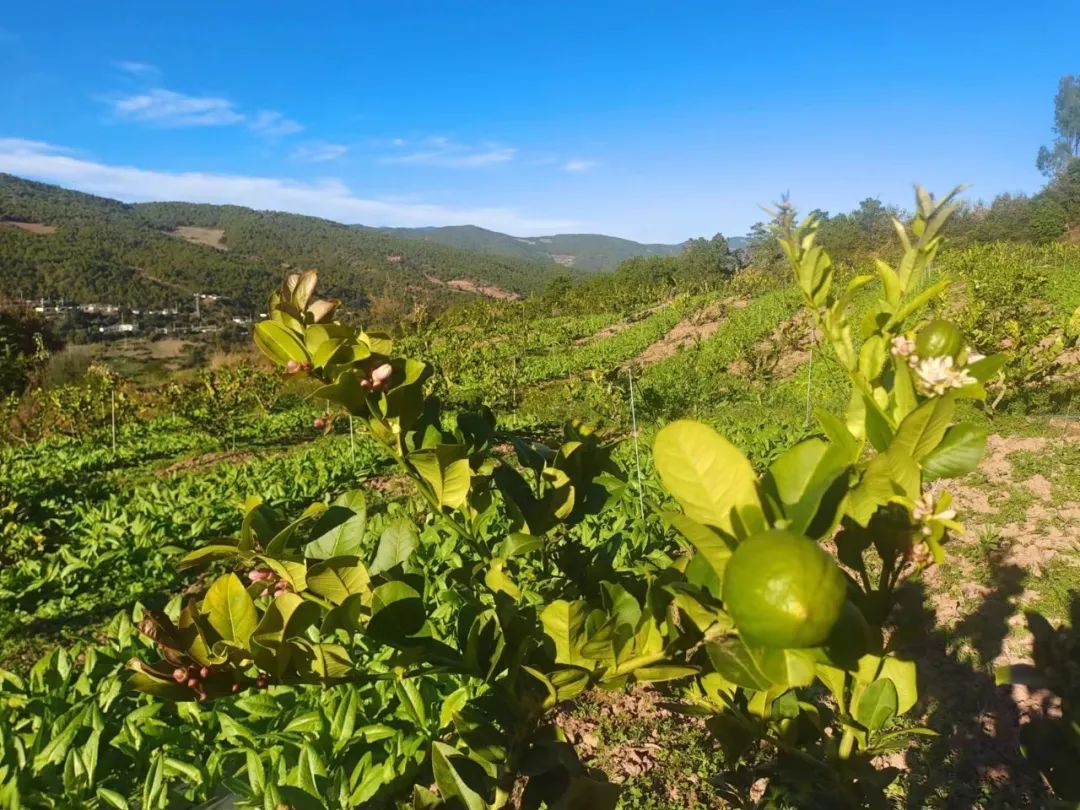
[{"left": 117, "top": 188, "right": 1003, "bottom": 808}]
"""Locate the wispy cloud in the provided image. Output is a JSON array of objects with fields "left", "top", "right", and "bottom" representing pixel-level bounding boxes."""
[
  {"left": 109, "top": 88, "right": 245, "bottom": 127},
  {"left": 382, "top": 136, "right": 516, "bottom": 168},
  {"left": 0, "top": 138, "right": 573, "bottom": 234},
  {"left": 104, "top": 83, "right": 302, "bottom": 136},
  {"left": 249, "top": 110, "right": 303, "bottom": 137},
  {"left": 114, "top": 61, "right": 159, "bottom": 77},
  {"left": 562, "top": 159, "right": 597, "bottom": 172},
  {"left": 290, "top": 142, "right": 348, "bottom": 162}
]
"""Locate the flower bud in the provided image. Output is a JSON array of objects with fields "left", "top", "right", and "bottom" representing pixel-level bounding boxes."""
[
  {"left": 285, "top": 360, "right": 302, "bottom": 374},
  {"left": 187, "top": 677, "right": 200, "bottom": 689},
  {"left": 371, "top": 363, "right": 393, "bottom": 385},
  {"left": 200, "top": 666, "right": 211, "bottom": 679},
  {"left": 256, "top": 675, "right": 269, "bottom": 689},
  {"left": 173, "top": 668, "right": 187, "bottom": 683},
  {"left": 359, "top": 378, "right": 372, "bottom": 390},
  {"left": 314, "top": 417, "right": 326, "bottom": 429}
]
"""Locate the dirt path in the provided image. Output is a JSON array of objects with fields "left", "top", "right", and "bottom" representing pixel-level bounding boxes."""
[{"left": 630, "top": 297, "right": 748, "bottom": 365}]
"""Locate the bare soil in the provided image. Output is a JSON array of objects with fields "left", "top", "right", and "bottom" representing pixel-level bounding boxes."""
[
  {"left": 170, "top": 227, "right": 228, "bottom": 250},
  {"left": 632, "top": 299, "right": 741, "bottom": 365},
  {"left": 423, "top": 274, "right": 520, "bottom": 301},
  {"left": 0, "top": 220, "right": 57, "bottom": 234}
]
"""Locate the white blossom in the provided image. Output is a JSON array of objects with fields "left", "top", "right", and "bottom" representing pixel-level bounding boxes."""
[{"left": 914, "top": 355, "right": 976, "bottom": 397}]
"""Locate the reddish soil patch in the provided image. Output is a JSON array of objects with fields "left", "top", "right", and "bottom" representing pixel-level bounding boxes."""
[
  {"left": 632, "top": 301, "right": 731, "bottom": 365},
  {"left": 0, "top": 220, "right": 57, "bottom": 234},
  {"left": 424, "top": 274, "right": 520, "bottom": 301}
]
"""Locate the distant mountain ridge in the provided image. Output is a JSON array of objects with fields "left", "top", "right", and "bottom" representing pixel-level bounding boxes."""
[
  {"left": 369, "top": 224, "right": 687, "bottom": 272},
  {"left": 0, "top": 174, "right": 567, "bottom": 312}
]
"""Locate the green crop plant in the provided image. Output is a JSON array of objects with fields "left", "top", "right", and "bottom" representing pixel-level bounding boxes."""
[{"left": 1, "top": 185, "right": 1038, "bottom": 809}]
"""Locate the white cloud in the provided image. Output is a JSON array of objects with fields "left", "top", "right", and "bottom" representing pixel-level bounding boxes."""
[
  {"left": 105, "top": 87, "right": 302, "bottom": 136},
  {"left": 110, "top": 88, "right": 244, "bottom": 127},
  {"left": 0, "top": 138, "right": 573, "bottom": 234},
  {"left": 114, "top": 61, "right": 159, "bottom": 77},
  {"left": 290, "top": 143, "right": 348, "bottom": 163},
  {"left": 249, "top": 110, "right": 304, "bottom": 137},
  {"left": 563, "top": 159, "right": 596, "bottom": 172},
  {"left": 382, "top": 136, "right": 516, "bottom": 168}
]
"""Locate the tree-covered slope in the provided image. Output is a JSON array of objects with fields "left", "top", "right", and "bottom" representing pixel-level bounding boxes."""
[
  {"left": 374, "top": 223, "right": 686, "bottom": 271},
  {"left": 0, "top": 174, "right": 563, "bottom": 311}
]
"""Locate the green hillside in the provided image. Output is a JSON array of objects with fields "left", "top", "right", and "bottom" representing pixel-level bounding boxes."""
[
  {"left": 0, "top": 174, "right": 564, "bottom": 312},
  {"left": 374, "top": 223, "right": 687, "bottom": 271}
]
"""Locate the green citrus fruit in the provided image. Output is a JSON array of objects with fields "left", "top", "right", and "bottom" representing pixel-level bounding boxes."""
[
  {"left": 722, "top": 529, "right": 847, "bottom": 648},
  {"left": 915, "top": 319, "right": 964, "bottom": 359}
]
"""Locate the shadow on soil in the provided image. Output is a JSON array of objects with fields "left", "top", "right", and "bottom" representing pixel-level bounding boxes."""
[{"left": 892, "top": 546, "right": 1051, "bottom": 809}]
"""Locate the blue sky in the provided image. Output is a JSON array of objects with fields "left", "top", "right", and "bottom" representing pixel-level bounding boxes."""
[{"left": 0, "top": 1, "right": 1076, "bottom": 242}]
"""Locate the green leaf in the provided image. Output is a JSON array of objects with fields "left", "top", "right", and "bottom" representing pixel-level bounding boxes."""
[
  {"left": 431, "top": 742, "right": 486, "bottom": 810},
  {"left": 367, "top": 581, "right": 425, "bottom": 642},
  {"left": 892, "top": 394, "right": 955, "bottom": 462},
  {"left": 764, "top": 438, "right": 850, "bottom": 536},
  {"left": 96, "top": 788, "right": 130, "bottom": 809},
  {"left": 202, "top": 574, "right": 258, "bottom": 649},
  {"left": 854, "top": 677, "right": 898, "bottom": 732},
  {"left": 369, "top": 519, "right": 418, "bottom": 576},
  {"left": 878, "top": 656, "right": 918, "bottom": 714},
  {"left": 177, "top": 544, "right": 241, "bottom": 570},
  {"left": 847, "top": 450, "right": 919, "bottom": 526},
  {"left": 758, "top": 647, "right": 817, "bottom": 689},
  {"left": 304, "top": 492, "right": 367, "bottom": 560},
  {"left": 306, "top": 557, "right": 370, "bottom": 606},
  {"left": 653, "top": 420, "right": 763, "bottom": 537},
  {"left": 253, "top": 321, "right": 309, "bottom": 366},
  {"left": 705, "top": 637, "right": 771, "bottom": 691},
  {"left": 33, "top": 706, "right": 87, "bottom": 772},
  {"left": 921, "top": 423, "right": 987, "bottom": 480},
  {"left": 250, "top": 592, "right": 321, "bottom": 677},
  {"left": 409, "top": 446, "right": 472, "bottom": 510},
  {"left": 633, "top": 665, "right": 699, "bottom": 683},
  {"left": 541, "top": 600, "right": 590, "bottom": 667}
]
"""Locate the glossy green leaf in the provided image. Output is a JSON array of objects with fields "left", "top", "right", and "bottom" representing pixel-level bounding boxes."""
[{"left": 653, "top": 420, "right": 763, "bottom": 537}]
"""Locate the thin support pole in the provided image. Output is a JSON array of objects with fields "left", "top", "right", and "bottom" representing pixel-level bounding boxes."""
[
  {"left": 349, "top": 413, "right": 356, "bottom": 467},
  {"left": 627, "top": 369, "right": 646, "bottom": 521},
  {"left": 804, "top": 347, "right": 814, "bottom": 427},
  {"left": 110, "top": 389, "right": 117, "bottom": 455}
]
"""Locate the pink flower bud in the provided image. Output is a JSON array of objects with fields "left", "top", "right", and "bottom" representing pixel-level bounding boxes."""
[
  {"left": 256, "top": 675, "right": 269, "bottom": 689},
  {"left": 313, "top": 418, "right": 326, "bottom": 429},
  {"left": 173, "top": 668, "right": 187, "bottom": 683},
  {"left": 371, "top": 364, "right": 393, "bottom": 384},
  {"left": 359, "top": 378, "right": 372, "bottom": 390},
  {"left": 231, "top": 682, "right": 241, "bottom": 693},
  {"left": 248, "top": 569, "right": 272, "bottom": 582},
  {"left": 285, "top": 360, "right": 302, "bottom": 374},
  {"left": 187, "top": 677, "right": 200, "bottom": 689},
  {"left": 200, "top": 666, "right": 211, "bottom": 679}
]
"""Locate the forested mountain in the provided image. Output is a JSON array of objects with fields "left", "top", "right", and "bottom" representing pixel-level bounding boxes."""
[
  {"left": 372, "top": 223, "right": 688, "bottom": 271},
  {"left": 0, "top": 174, "right": 565, "bottom": 312}
]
